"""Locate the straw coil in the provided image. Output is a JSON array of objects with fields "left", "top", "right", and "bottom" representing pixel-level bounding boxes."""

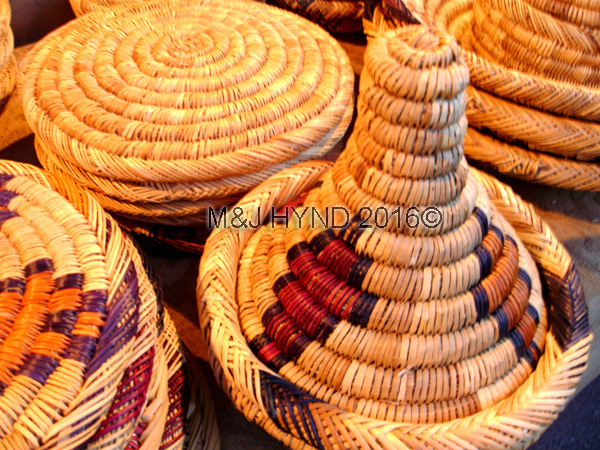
[
  {"left": 395, "top": 0, "right": 600, "bottom": 190},
  {"left": 69, "top": 0, "right": 267, "bottom": 16},
  {"left": 198, "top": 24, "right": 590, "bottom": 450},
  {"left": 0, "top": 0, "right": 14, "bottom": 108},
  {"left": 268, "top": 0, "right": 365, "bottom": 33},
  {"left": 0, "top": 160, "right": 220, "bottom": 449},
  {"left": 20, "top": 0, "right": 354, "bottom": 226}
]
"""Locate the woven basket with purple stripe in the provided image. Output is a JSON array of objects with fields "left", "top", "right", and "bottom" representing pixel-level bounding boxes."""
[
  {"left": 0, "top": 159, "right": 219, "bottom": 449},
  {"left": 378, "top": 0, "right": 600, "bottom": 191},
  {"left": 198, "top": 24, "right": 590, "bottom": 450}
]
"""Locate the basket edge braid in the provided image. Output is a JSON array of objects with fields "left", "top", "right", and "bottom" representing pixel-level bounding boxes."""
[
  {"left": 197, "top": 160, "right": 591, "bottom": 450},
  {"left": 464, "top": 129, "right": 600, "bottom": 192}
]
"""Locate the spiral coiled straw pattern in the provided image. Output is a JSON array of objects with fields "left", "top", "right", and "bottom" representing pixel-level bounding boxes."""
[
  {"left": 20, "top": 0, "right": 354, "bottom": 226},
  {"left": 0, "top": 160, "right": 219, "bottom": 450},
  {"left": 197, "top": 24, "right": 588, "bottom": 449}
]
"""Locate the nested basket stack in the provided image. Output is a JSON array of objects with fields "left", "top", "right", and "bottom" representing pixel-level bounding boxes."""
[
  {"left": 0, "top": 0, "right": 16, "bottom": 108},
  {"left": 416, "top": 0, "right": 600, "bottom": 191},
  {"left": 20, "top": 0, "right": 354, "bottom": 252},
  {"left": 0, "top": 159, "right": 220, "bottom": 449},
  {"left": 198, "top": 24, "right": 591, "bottom": 450},
  {"left": 268, "top": 0, "right": 365, "bottom": 33}
]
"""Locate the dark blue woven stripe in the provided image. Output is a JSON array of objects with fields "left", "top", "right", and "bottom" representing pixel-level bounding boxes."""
[
  {"left": 260, "top": 372, "right": 323, "bottom": 449},
  {"left": 17, "top": 352, "right": 59, "bottom": 385},
  {"left": 0, "top": 209, "right": 18, "bottom": 225},
  {"left": 474, "top": 246, "right": 493, "bottom": 279},
  {"left": 472, "top": 284, "right": 489, "bottom": 321},
  {"left": 347, "top": 257, "right": 373, "bottom": 287},
  {"left": 348, "top": 291, "right": 379, "bottom": 327},
  {"left": 0, "top": 278, "right": 24, "bottom": 294},
  {"left": 25, "top": 258, "right": 54, "bottom": 277},
  {"left": 86, "top": 261, "right": 139, "bottom": 376},
  {"left": 0, "top": 190, "right": 18, "bottom": 207},
  {"left": 0, "top": 174, "right": 14, "bottom": 187}
]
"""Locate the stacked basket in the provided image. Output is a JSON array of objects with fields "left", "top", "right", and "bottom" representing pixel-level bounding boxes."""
[
  {"left": 268, "top": 0, "right": 365, "bottom": 33},
  {"left": 198, "top": 25, "right": 590, "bottom": 450},
  {"left": 20, "top": 0, "right": 354, "bottom": 251},
  {"left": 0, "top": 160, "right": 219, "bottom": 449},
  {"left": 0, "top": 0, "right": 16, "bottom": 108},
  {"left": 422, "top": 0, "right": 600, "bottom": 191}
]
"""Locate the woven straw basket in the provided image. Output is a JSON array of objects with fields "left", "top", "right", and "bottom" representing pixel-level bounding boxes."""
[
  {"left": 0, "top": 0, "right": 15, "bottom": 108},
  {"left": 0, "top": 159, "right": 219, "bottom": 449},
  {"left": 20, "top": 0, "right": 355, "bottom": 229},
  {"left": 197, "top": 25, "right": 590, "bottom": 450},
  {"left": 269, "top": 0, "right": 365, "bottom": 33},
  {"left": 370, "top": 0, "right": 600, "bottom": 192},
  {"left": 0, "top": 44, "right": 35, "bottom": 153}
]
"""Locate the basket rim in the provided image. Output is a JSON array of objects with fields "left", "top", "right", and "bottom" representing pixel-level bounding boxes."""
[
  {"left": 464, "top": 128, "right": 600, "bottom": 192},
  {"left": 465, "top": 84, "right": 600, "bottom": 161},
  {"left": 197, "top": 159, "right": 591, "bottom": 450}
]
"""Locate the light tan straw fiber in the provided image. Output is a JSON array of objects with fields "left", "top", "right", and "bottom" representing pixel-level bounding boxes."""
[
  {"left": 20, "top": 0, "right": 354, "bottom": 227},
  {"left": 394, "top": 0, "right": 600, "bottom": 190},
  {"left": 0, "top": 160, "right": 220, "bottom": 449}
]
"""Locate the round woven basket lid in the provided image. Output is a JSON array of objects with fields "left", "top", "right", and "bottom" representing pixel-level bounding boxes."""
[
  {"left": 20, "top": 0, "right": 354, "bottom": 226},
  {"left": 197, "top": 24, "right": 590, "bottom": 450},
  {"left": 269, "top": 0, "right": 365, "bottom": 33},
  {"left": 0, "top": 159, "right": 219, "bottom": 449}
]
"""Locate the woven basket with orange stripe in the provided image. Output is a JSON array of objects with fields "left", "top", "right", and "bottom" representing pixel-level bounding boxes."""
[
  {"left": 198, "top": 24, "right": 590, "bottom": 450},
  {"left": 0, "top": 159, "right": 220, "bottom": 449}
]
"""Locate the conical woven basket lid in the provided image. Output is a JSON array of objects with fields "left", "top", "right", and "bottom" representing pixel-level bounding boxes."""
[
  {"left": 0, "top": 160, "right": 218, "bottom": 449},
  {"left": 20, "top": 0, "right": 354, "bottom": 226},
  {"left": 232, "top": 24, "right": 548, "bottom": 425}
]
